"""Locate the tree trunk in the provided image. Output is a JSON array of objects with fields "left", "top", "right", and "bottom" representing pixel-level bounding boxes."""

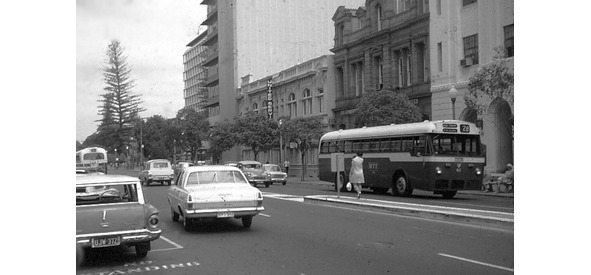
[{"left": 300, "top": 151, "right": 306, "bottom": 181}]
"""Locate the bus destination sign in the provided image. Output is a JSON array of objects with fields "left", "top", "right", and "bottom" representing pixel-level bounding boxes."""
[
  {"left": 443, "top": 128, "right": 457, "bottom": 132},
  {"left": 443, "top": 123, "right": 457, "bottom": 128},
  {"left": 460, "top": 124, "right": 470, "bottom": 133}
]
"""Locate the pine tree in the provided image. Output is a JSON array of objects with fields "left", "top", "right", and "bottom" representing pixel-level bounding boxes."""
[{"left": 97, "top": 40, "right": 145, "bottom": 152}]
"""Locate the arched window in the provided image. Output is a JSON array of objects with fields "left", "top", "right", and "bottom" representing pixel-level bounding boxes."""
[
  {"left": 252, "top": 102, "right": 259, "bottom": 113},
  {"left": 376, "top": 4, "right": 383, "bottom": 31},
  {"left": 288, "top": 93, "right": 297, "bottom": 117},
  {"left": 302, "top": 89, "right": 312, "bottom": 115}
]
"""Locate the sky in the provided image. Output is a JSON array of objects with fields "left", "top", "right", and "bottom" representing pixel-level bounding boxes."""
[{"left": 76, "top": 0, "right": 206, "bottom": 142}]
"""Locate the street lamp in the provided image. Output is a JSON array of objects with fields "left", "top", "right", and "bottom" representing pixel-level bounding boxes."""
[
  {"left": 126, "top": 145, "right": 129, "bottom": 168},
  {"left": 278, "top": 119, "right": 283, "bottom": 165},
  {"left": 448, "top": 85, "right": 458, "bottom": 120}
]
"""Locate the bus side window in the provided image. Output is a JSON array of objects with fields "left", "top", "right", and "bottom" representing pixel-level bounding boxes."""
[
  {"left": 392, "top": 138, "right": 401, "bottom": 152},
  {"left": 344, "top": 140, "right": 353, "bottom": 153},
  {"left": 401, "top": 137, "right": 413, "bottom": 152},
  {"left": 369, "top": 139, "right": 380, "bottom": 152},
  {"left": 413, "top": 136, "right": 426, "bottom": 155},
  {"left": 380, "top": 138, "right": 391, "bottom": 152},
  {"left": 320, "top": 142, "right": 329, "bottom": 153}
]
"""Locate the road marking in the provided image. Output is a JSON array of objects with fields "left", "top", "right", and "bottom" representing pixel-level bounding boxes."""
[
  {"left": 260, "top": 213, "right": 271, "bottom": 217},
  {"left": 263, "top": 192, "right": 305, "bottom": 202},
  {"left": 159, "top": 235, "right": 183, "bottom": 249},
  {"left": 438, "top": 253, "right": 514, "bottom": 272}
]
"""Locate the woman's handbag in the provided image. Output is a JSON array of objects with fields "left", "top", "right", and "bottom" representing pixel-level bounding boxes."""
[{"left": 346, "top": 181, "right": 352, "bottom": 192}]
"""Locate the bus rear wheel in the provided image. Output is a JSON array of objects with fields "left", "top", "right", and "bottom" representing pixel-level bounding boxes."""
[{"left": 393, "top": 175, "right": 413, "bottom": 197}]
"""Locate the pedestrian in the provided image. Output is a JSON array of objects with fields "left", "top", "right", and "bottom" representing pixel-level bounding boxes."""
[
  {"left": 284, "top": 160, "right": 290, "bottom": 175},
  {"left": 498, "top": 163, "right": 514, "bottom": 192},
  {"left": 349, "top": 151, "right": 365, "bottom": 199}
]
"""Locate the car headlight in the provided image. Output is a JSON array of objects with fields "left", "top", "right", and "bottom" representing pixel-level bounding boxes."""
[
  {"left": 148, "top": 214, "right": 159, "bottom": 229},
  {"left": 475, "top": 167, "right": 482, "bottom": 175},
  {"left": 435, "top": 167, "right": 442, "bottom": 175}
]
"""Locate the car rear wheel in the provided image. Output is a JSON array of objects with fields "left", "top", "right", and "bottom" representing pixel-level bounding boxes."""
[
  {"left": 265, "top": 183, "right": 270, "bottom": 188},
  {"left": 135, "top": 242, "right": 150, "bottom": 258},
  {"left": 242, "top": 216, "right": 253, "bottom": 228},
  {"left": 253, "top": 183, "right": 258, "bottom": 187},
  {"left": 171, "top": 207, "right": 179, "bottom": 222},
  {"left": 282, "top": 181, "right": 286, "bottom": 185},
  {"left": 167, "top": 180, "right": 172, "bottom": 186}
]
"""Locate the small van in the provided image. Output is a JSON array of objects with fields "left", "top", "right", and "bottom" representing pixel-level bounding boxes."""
[{"left": 139, "top": 159, "right": 174, "bottom": 185}]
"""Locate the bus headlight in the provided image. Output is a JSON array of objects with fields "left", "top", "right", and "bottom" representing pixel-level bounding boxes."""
[
  {"left": 435, "top": 167, "right": 442, "bottom": 175},
  {"left": 475, "top": 168, "right": 482, "bottom": 175}
]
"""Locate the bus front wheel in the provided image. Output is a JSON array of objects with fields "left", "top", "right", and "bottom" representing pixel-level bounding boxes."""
[{"left": 393, "top": 175, "right": 413, "bottom": 197}]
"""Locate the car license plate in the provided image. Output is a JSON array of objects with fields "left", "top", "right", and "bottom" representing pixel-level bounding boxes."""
[
  {"left": 91, "top": 236, "right": 121, "bottom": 248},
  {"left": 217, "top": 211, "right": 234, "bottom": 218}
]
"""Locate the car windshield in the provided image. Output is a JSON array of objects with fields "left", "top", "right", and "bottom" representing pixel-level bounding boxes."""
[
  {"left": 264, "top": 165, "right": 281, "bottom": 172},
  {"left": 186, "top": 171, "right": 248, "bottom": 185},
  {"left": 152, "top": 162, "right": 169, "bottom": 168},
  {"left": 76, "top": 183, "right": 139, "bottom": 206},
  {"left": 242, "top": 164, "right": 261, "bottom": 169}
]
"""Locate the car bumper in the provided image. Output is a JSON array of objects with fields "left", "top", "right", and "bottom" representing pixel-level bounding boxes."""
[
  {"left": 76, "top": 228, "right": 162, "bottom": 248},
  {"left": 248, "top": 179, "right": 272, "bottom": 184},
  {"left": 184, "top": 206, "right": 265, "bottom": 219}
]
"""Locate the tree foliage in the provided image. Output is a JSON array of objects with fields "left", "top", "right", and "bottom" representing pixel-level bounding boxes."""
[
  {"left": 140, "top": 115, "right": 174, "bottom": 160},
  {"left": 175, "top": 108, "right": 210, "bottom": 162},
  {"left": 465, "top": 48, "right": 514, "bottom": 117},
  {"left": 355, "top": 89, "right": 423, "bottom": 127},
  {"left": 96, "top": 40, "right": 145, "bottom": 154},
  {"left": 208, "top": 120, "right": 237, "bottom": 164},
  {"left": 234, "top": 111, "right": 278, "bottom": 161},
  {"left": 282, "top": 116, "right": 326, "bottom": 181}
]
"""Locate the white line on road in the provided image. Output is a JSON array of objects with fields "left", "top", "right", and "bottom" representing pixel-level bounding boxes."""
[
  {"left": 438, "top": 253, "right": 514, "bottom": 272},
  {"left": 159, "top": 235, "right": 183, "bottom": 249},
  {"left": 260, "top": 213, "right": 271, "bottom": 217}
]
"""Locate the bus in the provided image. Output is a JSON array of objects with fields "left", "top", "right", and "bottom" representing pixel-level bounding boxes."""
[
  {"left": 318, "top": 120, "right": 485, "bottom": 198},
  {"left": 76, "top": 147, "right": 108, "bottom": 174}
]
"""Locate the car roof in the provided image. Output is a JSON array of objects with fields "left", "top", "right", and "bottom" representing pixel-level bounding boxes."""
[
  {"left": 147, "top": 159, "right": 170, "bottom": 163},
  {"left": 183, "top": 165, "right": 242, "bottom": 173},
  {"left": 238, "top": 161, "right": 261, "bottom": 165},
  {"left": 76, "top": 174, "right": 139, "bottom": 185},
  {"left": 263, "top": 164, "right": 279, "bottom": 166}
]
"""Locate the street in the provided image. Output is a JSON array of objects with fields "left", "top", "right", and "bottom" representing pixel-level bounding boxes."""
[{"left": 77, "top": 169, "right": 513, "bottom": 274}]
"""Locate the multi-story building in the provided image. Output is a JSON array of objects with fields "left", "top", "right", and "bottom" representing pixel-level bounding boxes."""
[
  {"left": 331, "top": 0, "right": 431, "bottom": 130},
  {"left": 429, "top": 0, "right": 514, "bottom": 173},
  {"left": 183, "top": 30, "right": 209, "bottom": 114},
  {"left": 237, "top": 55, "right": 335, "bottom": 177},
  {"left": 199, "top": 0, "right": 364, "bottom": 162}
]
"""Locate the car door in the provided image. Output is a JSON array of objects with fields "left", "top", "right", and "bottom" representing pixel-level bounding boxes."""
[{"left": 168, "top": 171, "right": 185, "bottom": 211}]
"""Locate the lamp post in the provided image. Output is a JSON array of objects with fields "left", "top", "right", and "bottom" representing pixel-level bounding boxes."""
[
  {"left": 126, "top": 145, "right": 129, "bottom": 169},
  {"left": 114, "top": 148, "right": 118, "bottom": 169},
  {"left": 279, "top": 119, "right": 283, "bottom": 165},
  {"left": 448, "top": 85, "right": 458, "bottom": 120}
]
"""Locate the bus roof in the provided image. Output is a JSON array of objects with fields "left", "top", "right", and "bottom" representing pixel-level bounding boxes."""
[{"left": 320, "top": 120, "right": 480, "bottom": 141}]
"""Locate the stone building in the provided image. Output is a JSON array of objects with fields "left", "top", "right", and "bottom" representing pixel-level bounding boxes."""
[
  {"left": 237, "top": 55, "right": 336, "bottom": 177},
  {"left": 198, "top": 0, "right": 364, "bottom": 162},
  {"left": 429, "top": 0, "right": 514, "bottom": 173},
  {"left": 331, "top": 0, "right": 431, "bottom": 130}
]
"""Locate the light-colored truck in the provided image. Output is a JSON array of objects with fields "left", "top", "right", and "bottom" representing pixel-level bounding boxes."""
[{"left": 139, "top": 159, "right": 175, "bottom": 186}]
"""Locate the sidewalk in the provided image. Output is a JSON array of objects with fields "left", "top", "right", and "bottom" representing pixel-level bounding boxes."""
[{"left": 286, "top": 175, "right": 514, "bottom": 199}]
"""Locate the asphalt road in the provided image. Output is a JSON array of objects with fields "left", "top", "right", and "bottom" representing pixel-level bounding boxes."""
[{"left": 77, "top": 169, "right": 514, "bottom": 274}]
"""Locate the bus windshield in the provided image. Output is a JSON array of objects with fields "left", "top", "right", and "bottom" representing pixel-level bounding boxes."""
[{"left": 431, "top": 134, "right": 481, "bottom": 156}]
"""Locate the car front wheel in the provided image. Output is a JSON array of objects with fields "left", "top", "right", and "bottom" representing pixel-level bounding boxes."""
[
  {"left": 171, "top": 207, "right": 179, "bottom": 222},
  {"left": 242, "top": 216, "right": 253, "bottom": 228},
  {"left": 135, "top": 242, "right": 150, "bottom": 258}
]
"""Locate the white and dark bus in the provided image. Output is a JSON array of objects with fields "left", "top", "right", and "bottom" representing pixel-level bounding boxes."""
[
  {"left": 76, "top": 147, "right": 108, "bottom": 174},
  {"left": 318, "top": 120, "right": 485, "bottom": 198}
]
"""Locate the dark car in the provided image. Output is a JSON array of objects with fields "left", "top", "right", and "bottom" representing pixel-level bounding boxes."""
[{"left": 237, "top": 161, "right": 272, "bottom": 188}]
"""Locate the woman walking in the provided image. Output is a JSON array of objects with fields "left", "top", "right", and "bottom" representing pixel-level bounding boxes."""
[{"left": 349, "top": 151, "right": 365, "bottom": 199}]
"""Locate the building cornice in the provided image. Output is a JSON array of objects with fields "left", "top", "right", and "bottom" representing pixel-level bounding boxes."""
[{"left": 430, "top": 81, "right": 470, "bottom": 93}]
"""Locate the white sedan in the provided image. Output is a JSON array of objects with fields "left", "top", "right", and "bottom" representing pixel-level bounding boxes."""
[{"left": 167, "top": 165, "right": 264, "bottom": 230}]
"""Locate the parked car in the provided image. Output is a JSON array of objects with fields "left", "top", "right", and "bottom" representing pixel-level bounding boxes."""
[
  {"left": 167, "top": 165, "right": 264, "bottom": 230},
  {"left": 174, "top": 161, "right": 194, "bottom": 177},
  {"left": 263, "top": 164, "right": 287, "bottom": 185},
  {"left": 139, "top": 159, "right": 175, "bottom": 186},
  {"left": 222, "top": 161, "right": 238, "bottom": 167},
  {"left": 76, "top": 174, "right": 161, "bottom": 258},
  {"left": 237, "top": 160, "right": 273, "bottom": 188}
]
